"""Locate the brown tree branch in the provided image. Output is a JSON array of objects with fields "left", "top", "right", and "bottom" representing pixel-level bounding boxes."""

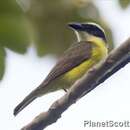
[{"left": 21, "top": 37, "right": 130, "bottom": 130}]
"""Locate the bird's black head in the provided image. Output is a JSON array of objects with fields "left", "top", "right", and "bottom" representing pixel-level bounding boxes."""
[{"left": 68, "top": 22, "right": 107, "bottom": 42}]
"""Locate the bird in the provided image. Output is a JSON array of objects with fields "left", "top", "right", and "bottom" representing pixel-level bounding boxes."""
[{"left": 14, "top": 22, "right": 108, "bottom": 116}]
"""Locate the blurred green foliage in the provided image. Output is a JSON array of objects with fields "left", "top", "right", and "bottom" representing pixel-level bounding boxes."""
[
  {"left": 0, "top": 0, "right": 30, "bottom": 80},
  {"left": 1, "top": 0, "right": 122, "bottom": 80},
  {"left": 0, "top": 0, "right": 30, "bottom": 53},
  {"left": 0, "top": 17, "right": 30, "bottom": 53},
  {"left": 118, "top": 0, "right": 130, "bottom": 9},
  {"left": 0, "top": 46, "right": 5, "bottom": 80},
  {"left": 26, "top": 0, "right": 114, "bottom": 56}
]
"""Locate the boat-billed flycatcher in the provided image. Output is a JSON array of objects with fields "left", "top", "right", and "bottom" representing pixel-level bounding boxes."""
[{"left": 14, "top": 22, "right": 108, "bottom": 116}]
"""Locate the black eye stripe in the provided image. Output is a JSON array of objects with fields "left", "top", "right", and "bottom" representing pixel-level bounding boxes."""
[{"left": 82, "top": 24, "right": 106, "bottom": 42}]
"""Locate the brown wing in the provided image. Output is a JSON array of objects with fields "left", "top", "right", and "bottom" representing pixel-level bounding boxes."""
[
  {"left": 13, "top": 41, "right": 93, "bottom": 116},
  {"left": 43, "top": 41, "right": 92, "bottom": 84}
]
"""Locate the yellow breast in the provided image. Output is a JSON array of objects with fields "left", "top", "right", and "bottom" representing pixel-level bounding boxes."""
[{"left": 63, "top": 37, "right": 108, "bottom": 84}]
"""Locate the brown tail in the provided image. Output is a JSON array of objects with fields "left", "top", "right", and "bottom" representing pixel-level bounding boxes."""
[
  {"left": 13, "top": 80, "right": 50, "bottom": 116},
  {"left": 14, "top": 90, "right": 37, "bottom": 116}
]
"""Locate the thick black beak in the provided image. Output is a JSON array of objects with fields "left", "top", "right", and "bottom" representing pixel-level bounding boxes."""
[{"left": 68, "top": 23, "right": 83, "bottom": 31}]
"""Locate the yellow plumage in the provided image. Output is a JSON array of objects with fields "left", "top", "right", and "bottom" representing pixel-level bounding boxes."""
[{"left": 63, "top": 37, "right": 108, "bottom": 82}]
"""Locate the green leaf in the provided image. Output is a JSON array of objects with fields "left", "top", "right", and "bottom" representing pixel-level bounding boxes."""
[
  {"left": 119, "top": 0, "right": 130, "bottom": 9},
  {"left": 0, "top": 16, "right": 30, "bottom": 54},
  {"left": 0, "top": 0, "right": 30, "bottom": 54},
  {"left": 0, "top": 46, "right": 6, "bottom": 80},
  {"left": 0, "top": 0, "right": 23, "bottom": 16}
]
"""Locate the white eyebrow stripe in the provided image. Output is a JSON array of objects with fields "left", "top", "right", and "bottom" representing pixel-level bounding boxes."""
[{"left": 82, "top": 22, "right": 105, "bottom": 34}]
